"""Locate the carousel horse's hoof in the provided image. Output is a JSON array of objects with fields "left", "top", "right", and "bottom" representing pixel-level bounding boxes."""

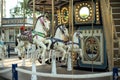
[
  {"left": 18, "top": 56, "right": 22, "bottom": 60},
  {"left": 38, "top": 57, "right": 42, "bottom": 63},
  {"left": 45, "top": 58, "right": 51, "bottom": 64},
  {"left": 77, "top": 56, "right": 81, "bottom": 60},
  {"left": 59, "top": 60, "right": 66, "bottom": 64}
]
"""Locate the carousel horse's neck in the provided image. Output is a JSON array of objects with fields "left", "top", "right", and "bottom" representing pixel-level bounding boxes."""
[
  {"left": 73, "top": 32, "right": 79, "bottom": 43},
  {"left": 34, "top": 16, "right": 50, "bottom": 36},
  {"left": 34, "top": 18, "right": 46, "bottom": 35},
  {"left": 54, "top": 25, "right": 69, "bottom": 42},
  {"left": 54, "top": 26, "right": 63, "bottom": 39}
]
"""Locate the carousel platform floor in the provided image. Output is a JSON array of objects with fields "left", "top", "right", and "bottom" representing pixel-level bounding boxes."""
[{"left": 0, "top": 55, "right": 115, "bottom": 80}]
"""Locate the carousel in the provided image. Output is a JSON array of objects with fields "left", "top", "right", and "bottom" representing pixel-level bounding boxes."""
[{"left": 28, "top": 0, "right": 114, "bottom": 71}]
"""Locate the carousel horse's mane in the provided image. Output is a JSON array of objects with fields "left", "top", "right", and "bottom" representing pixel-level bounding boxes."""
[
  {"left": 36, "top": 14, "right": 49, "bottom": 22},
  {"left": 34, "top": 14, "right": 49, "bottom": 30},
  {"left": 54, "top": 24, "right": 66, "bottom": 34}
]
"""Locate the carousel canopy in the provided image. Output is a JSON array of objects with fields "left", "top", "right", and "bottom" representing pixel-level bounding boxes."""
[{"left": 28, "top": 0, "right": 69, "bottom": 12}]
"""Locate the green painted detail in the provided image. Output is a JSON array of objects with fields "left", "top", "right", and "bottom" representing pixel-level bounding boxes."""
[{"left": 32, "top": 31, "right": 45, "bottom": 37}]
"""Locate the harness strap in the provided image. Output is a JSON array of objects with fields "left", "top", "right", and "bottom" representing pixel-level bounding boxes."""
[
  {"left": 52, "top": 38, "right": 68, "bottom": 43},
  {"left": 40, "top": 17, "right": 45, "bottom": 27},
  {"left": 67, "top": 38, "right": 81, "bottom": 48},
  {"left": 32, "top": 30, "right": 45, "bottom": 37},
  {"left": 67, "top": 42, "right": 79, "bottom": 45}
]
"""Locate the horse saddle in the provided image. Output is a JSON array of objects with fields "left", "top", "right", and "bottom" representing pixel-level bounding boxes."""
[{"left": 18, "top": 31, "right": 33, "bottom": 43}]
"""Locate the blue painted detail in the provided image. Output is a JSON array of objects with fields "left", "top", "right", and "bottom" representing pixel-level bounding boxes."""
[
  {"left": 12, "top": 64, "right": 18, "bottom": 80},
  {"left": 0, "top": 41, "right": 4, "bottom": 45},
  {"left": 113, "top": 67, "right": 118, "bottom": 80},
  {"left": 78, "top": 38, "right": 81, "bottom": 48},
  {"left": 77, "top": 26, "right": 108, "bottom": 70},
  {"left": 52, "top": 38, "right": 66, "bottom": 43}
]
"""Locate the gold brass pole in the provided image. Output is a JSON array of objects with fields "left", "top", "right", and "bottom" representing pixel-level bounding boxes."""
[
  {"left": 69, "top": 0, "right": 74, "bottom": 71},
  {"left": 52, "top": 0, "right": 54, "bottom": 36},
  {"left": 1, "top": 0, "right": 3, "bottom": 28},
  {"left": 23, "top": 0, "right": 25, "bottom": 26},
  {"left": 33, "top": 0, "right": 36, "bottom": 29}
]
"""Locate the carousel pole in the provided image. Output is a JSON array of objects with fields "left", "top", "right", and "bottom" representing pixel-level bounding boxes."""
[
  {"left": 0, "top": 0, "right": 4, "bottom": 67},
  {"left": 43, "top": 5, "right": 45, "bottom": 14},
  {"left": 23, "top": 0, "right": 25, "bottom": 26},
  {"left": 0, "top": 0, "right": 3, "bottom": 28},
  {"left": 51, "top": 0, "right": 57, "bottom": 74},
  {"left": 22, "top": 0, "right": 26, "bottom": 66},
  {"left": 31, "top": 0, "right": 37, "bottom": 80},
  {"left": 67, "top": 0, "right": 73, "bottom": 71}
]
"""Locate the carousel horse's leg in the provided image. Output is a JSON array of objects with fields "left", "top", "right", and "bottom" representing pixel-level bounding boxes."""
[
  {"left": 27, "top": 43, "right": 32, "bottom": 58},
  {"left": 78, "top": 48, "right": 83, "bottom": 60},
  {"left": 16, "top": 48, "right": 22, "bottom": 60},
  {"left": 0, "top": 57, "right": 4, "bottom": 67},
  {"left": 41, "top": 43, "right": 47, "bottom": 65},
  {"left": 21, "top": 47, "right": 26, "bottom": 66},
  {"left": 44, "top": 39, "right": 52, "bottom": 50},
  {"left": 0, "top": 49, "right": 4, "bottom": 67},
  {"left": 36, "top": 41, "right": 47, "bottom": 65},
  {"left": 57, "top": 47, "right": 66, "bottom": 62},
  {"left": 0, "top": 52, "right": 2, "bottom": 60}
]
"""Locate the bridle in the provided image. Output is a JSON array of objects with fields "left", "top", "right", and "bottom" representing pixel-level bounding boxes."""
[{"left": 39, "top": 16, "right": 49, "bottom": 32}]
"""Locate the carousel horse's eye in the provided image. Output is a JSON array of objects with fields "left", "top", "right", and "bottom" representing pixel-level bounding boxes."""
[{"left": 44, "top": 20, "right": 47, "bottom": 22}]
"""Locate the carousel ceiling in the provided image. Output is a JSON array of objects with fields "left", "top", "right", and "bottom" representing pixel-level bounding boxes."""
[
  {"left": 28, "top": 0, "right": 69, "bottom": 12},
  {"left": 28, "top": 0, "right": 83, "bottom": 12}
]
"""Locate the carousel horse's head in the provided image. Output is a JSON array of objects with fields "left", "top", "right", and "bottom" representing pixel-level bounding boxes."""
[
  {"left": 76, "top": 30, "right": 83, "bottom": 39},
  {"left": 38, "top": 14, "right": 50, "bottom": 32},
  {"left": 59, "top": 24, "right": 69, "bottom": 41}
]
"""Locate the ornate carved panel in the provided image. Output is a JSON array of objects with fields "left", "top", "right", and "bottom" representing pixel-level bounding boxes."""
[{"left": 80, "top": 29, "right": 104, "bottom": 65}]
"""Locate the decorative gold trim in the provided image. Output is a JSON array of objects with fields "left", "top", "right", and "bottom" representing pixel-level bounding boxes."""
[
  {"left": 57, "top": 9, "right": 61, "bottom": 25},
  {"left": 61, "top": 7, "right": 69, "bottom": 24},
  {"left": 95, "top": 1, "right": 100, "bottom": 24},
  {"left": 75, "top": 1, "right": 94, "bottom": 24}
]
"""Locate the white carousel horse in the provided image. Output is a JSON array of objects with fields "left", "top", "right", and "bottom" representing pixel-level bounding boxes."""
[
  {"left": 66, "top": 30, "right": 83, "bottom": 60},
  {"left": 0, "top": 30, "right": 7, "bottom": 60},
  {"left": 45, "top": 24, "right": 69, "bottom": 62},
  {"left": 15, "top": 14, "right": 50, "bottom": 63}
]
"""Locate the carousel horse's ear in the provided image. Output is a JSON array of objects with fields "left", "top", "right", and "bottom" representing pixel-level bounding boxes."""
[
  {"left": 66, "top": 24, "right": 69, "bottom": 28},
  {"left": 44, "top": 13, "right": 49, "bottom": 19},
  {"left": 77, "top": 30, "right": 82, "bottom": 34}
]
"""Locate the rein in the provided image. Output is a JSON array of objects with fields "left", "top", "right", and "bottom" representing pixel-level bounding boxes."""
[{"left": 52, "top": 38, "right": 68, "bottom": 43}]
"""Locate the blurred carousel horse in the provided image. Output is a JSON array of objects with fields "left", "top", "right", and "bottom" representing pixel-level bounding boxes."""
[
  {"left": 15, "top": 14, "right": 50, "bottom": 64},
  {"left": 0, "top": 30, "right": 7, "bottom": 60}
]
